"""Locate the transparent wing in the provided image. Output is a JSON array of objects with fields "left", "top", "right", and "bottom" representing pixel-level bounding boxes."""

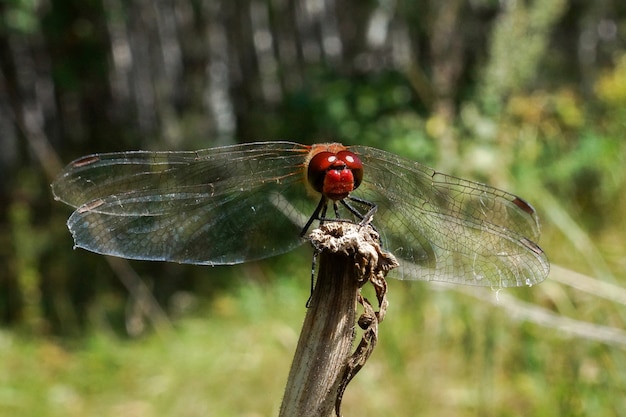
[
  {"left": 53, "top": 141, "right": 549, "bottom": 286},
  {"left": 351, "top": 145, "right": 549, "bottom": 288},
  {"left": 52, "top": 141, "right": 318, "bottom": 264}
]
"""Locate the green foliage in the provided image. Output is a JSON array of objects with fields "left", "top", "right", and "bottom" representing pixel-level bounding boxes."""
[
  {"left": 2, "top": 276, "right": 625, "bottom": 416},
  {"left": 1, "top": 0, "right": 40, "bottom": 34},
  {"left": 2, "top": 1, "right": 626, "bottom": 416},
  {"left": 478, "top": 0, "right": 569, "bottom": 114},
  {"left": 280, "top": 70, "right": 437, "bottom": 163}
]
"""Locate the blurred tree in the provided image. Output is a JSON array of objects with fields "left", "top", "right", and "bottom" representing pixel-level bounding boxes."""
[{"left": 0, "top": 0, "right": 624, "bottom": 334}]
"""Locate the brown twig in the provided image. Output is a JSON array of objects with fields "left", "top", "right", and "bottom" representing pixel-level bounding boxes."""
[{"left": 279, "top": 222, "right": 398, "bottom": 417}]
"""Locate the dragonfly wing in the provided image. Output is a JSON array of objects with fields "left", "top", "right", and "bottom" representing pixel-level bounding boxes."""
[
  {"left": 352, "top": 145, "right": 549, "bottom": 288},
  {"left": 53, "top": 142, "right": 318, "bottom": 264},
  {"left": 52, "top": 142, "right": 308, "bottom": 207}
]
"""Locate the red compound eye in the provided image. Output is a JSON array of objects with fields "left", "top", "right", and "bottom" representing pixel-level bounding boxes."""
[
  {"left": 307, "top": 151, "right": 336, "bottom": 194},
  {"left": 307, "top": 149, "right": 363, "bottom": 201},
  {"left": 336, "top": 150, "right": 363, "bottom": 189}
]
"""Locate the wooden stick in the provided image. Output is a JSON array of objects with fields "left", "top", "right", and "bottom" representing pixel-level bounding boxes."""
[{"left": 279, "top": 222, "right": 397, "bottom": 417}]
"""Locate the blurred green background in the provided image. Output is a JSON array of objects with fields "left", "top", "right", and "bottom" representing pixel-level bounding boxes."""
[{"left": 1, "top": 0, "right": 626, "bottom": 416}]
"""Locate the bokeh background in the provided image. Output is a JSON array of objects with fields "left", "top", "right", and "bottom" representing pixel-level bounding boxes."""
[{"left": 1, "top": 0, "right": 626, "bottom": 416}]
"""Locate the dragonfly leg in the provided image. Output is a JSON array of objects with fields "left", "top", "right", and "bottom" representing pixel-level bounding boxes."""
[
  {"left": 305, "top": 250, "right": 318, "bottom": 308},
  {"left": 300, "top": 196, "right": 328, "bottom": 237},
  {"left": 344, "top": 196, "right": 377, "bottom": 225}
]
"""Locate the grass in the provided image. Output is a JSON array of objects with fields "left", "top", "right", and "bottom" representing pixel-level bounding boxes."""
[{"left": 2, "top": 242, "right": 625, "bottom": 416}]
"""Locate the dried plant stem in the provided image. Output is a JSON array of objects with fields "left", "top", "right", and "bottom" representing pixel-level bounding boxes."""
[
  {"left": 279, "top": 222, "right": 397, "bottom": 417},
  {"left": 279, "top": 249, "right": 359, "bottom": 417}
]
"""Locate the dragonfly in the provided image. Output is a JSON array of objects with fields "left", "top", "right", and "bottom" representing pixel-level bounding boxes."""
[{"left": 52, "top": 141, "right": 550, "bottom": 288}]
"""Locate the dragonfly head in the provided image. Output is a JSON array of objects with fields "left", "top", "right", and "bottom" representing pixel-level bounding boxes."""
[{"left": 306, "top": 149, "right": 363, "bottom": 201}]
